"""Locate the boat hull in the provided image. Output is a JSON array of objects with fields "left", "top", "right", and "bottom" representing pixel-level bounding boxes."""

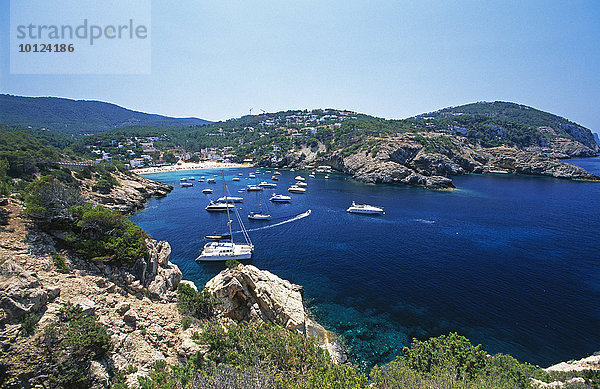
[{"left": 195, "top": 242, "right": 254, "bottom": 262}]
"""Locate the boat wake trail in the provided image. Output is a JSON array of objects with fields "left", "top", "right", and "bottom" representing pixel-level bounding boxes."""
[{"left": 234, "top": 210, "right": 312, "bottom": 233}]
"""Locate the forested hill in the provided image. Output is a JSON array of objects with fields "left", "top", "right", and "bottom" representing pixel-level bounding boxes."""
[
  {"left": 420, "top": 101, "right": 598, "bottom": 151},
  {"left": 0, "top": 94, "right": 211, "bottom": 137}
]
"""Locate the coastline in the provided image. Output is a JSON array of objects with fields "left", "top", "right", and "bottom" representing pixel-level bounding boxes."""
[{"left": 132, "top": 161, "right": 250, "bottom": 175}]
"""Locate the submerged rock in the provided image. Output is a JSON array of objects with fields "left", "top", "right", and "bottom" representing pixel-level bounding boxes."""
[{"left": 205, "top": 264, "right": 348, "bottom": 364}]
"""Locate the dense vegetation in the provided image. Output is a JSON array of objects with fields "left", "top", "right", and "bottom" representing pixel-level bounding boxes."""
[
  {"left": 124, "top": 323, "right": 596, "bottom": 389},
  {"left": 0, "top": 94, "right": 210, "bottom": 136},
  {"left": 24, "top": 175, "right": 149, "bottom": 263}
]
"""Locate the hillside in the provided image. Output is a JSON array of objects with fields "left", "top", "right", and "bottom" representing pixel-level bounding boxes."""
[
  {"left": 0, "top": 94, "right": 211, "bottom": 137},
  {"left": 420, "top": 101, "right": 598, "bottom": 152}
]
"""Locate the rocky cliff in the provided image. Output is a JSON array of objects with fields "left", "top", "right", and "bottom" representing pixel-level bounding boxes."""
[
  {"left": 205, "top": 264, "right": 347, "bottom": 364},
  {"left": 260, "top": 133, "right": 599, "bottom": 189},
  {"left": 0, "top": 199, "right": 195, "bottom": 388}
]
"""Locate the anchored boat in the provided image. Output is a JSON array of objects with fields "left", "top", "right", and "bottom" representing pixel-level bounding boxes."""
[{"left": 346, "top": 201, "right": 385, "bottom": 215}]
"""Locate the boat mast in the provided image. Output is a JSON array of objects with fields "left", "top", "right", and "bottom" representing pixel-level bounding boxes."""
[{"left": 222, "top": 170, "right": 234, "bottom": 244}]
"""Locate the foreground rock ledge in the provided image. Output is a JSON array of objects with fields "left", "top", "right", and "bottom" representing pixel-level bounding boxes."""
[{"left": 205, "top": 264, "right": 348, "bottom": 364}]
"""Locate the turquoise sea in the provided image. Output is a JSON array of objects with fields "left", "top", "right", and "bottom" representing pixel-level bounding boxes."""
[{"left": 131, "top": 158, "right": 600, "bottom": 370}]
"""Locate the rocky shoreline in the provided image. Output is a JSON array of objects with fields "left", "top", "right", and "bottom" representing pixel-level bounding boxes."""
[
  {"left": 81, "top": 171, "right": 173, "bottom": 214},
  {"left": 259, "top": 134, "right": 599, "bottom": 189}
]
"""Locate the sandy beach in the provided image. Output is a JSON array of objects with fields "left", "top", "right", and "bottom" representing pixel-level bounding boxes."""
[{"left": 131, "top": 161, "right": 250, "bottom": 175}]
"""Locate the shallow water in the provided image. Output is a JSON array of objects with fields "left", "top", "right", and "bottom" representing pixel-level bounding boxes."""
[{"left": 131, "top": 158, "right": 600, "bottom": 370}]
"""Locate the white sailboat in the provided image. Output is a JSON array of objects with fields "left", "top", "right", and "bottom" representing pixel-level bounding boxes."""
[{"left": 196, "top": 172, "right": 254, "bottom": 262}]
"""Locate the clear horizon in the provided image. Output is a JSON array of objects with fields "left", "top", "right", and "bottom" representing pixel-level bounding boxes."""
[{"left": 1, "top": 1, "right": 599, "bottom": 131}]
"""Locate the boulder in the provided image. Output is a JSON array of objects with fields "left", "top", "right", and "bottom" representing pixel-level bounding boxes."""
[{"left": 205, "top": 264, "right": 347, "bottom": 363}]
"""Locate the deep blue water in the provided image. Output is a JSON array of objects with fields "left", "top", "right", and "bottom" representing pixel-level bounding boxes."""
[{"left": 131, "top": 158, "right": 600, "bottom": 370}]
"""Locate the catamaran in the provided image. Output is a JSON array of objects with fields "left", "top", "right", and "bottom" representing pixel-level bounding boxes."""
[{"left": 196, "top": 172, "right": 254, "bottom": 262}]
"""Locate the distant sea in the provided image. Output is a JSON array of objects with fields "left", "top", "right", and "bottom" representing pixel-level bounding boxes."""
[{"left": 131, "top": 157, "right": 600, "bottom": 370}]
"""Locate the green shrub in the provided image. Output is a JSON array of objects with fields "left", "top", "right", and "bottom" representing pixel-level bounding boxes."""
[
  {"left": 401, "top": 332, "right": 487, "bottom": 380},
  {"left": 92, "top": 178, "right": 114, "bottom": 194},
  {"left": 225, "top": 259, "right": 240, "bottom": 269},
  {"left": 41, "top": 302, "right": 112, "bottom": 388},
  {"left": 181, "top": 315, "right": 193, "bottom": 330},
  {"left": 67, "top": 203, "right": 148, "bottom": 263},
  {"left": 52, "top": 252, "right": 69, "bottom": 273},
  {"left": 24, "top": 175, "right": 83, "bottom": 229},
  {"left": 20, "top": 313, "right": 40, "bottom": 335},
  {"left": 176, "top": 284, "right": 221, "bottom": 319},
  {"left": 370, "top": 334, "right": 550, "bottom": 389}
]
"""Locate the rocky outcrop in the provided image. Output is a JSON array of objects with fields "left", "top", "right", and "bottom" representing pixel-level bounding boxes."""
[
  {"left": 82, "top": 172, "right": 172, "bottom": 214},
  {"left": 259, "top": 133, "right": 599, "bottom": 188},
  {"left": 526, "top": 137, "right": 598, "bottom": 158},
  {"left": 205, "top": 264, "right": 348, "bottom": 364},
  {"left": 529, "top": 354, "right": 600, "bottom": 388},
  {"left": 480, "top": 147, "right": 599, "bottom": 179},
  {"left": 545, "top": 354, "right": 600, "bottom": 372}
]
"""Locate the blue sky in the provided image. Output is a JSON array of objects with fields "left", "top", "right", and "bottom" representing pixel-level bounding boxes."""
[{"left": 1, "top": 0, "right": 599, "bottom": 131}]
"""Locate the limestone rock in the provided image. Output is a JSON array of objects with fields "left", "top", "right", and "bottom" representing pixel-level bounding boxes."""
[
  {"left": 0, "top": 259, "right": 48, "bottom": 322},
  {"left": 116, "top": 302, "right": 131, "bottom": 315},
  {"left": 545, "top": 354, "right": 600, "bottom": 372},
  {"left": 205, "top": 264, "right": 347, "bottom": 363},
  {"left": 89, "top": 360, "right": 110, "bottom": 389}
]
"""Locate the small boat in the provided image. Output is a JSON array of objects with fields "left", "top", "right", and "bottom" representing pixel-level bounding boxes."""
[
  {"left": 180, "top": 178, "right": 187, "bottom": 182},
  {"left": 295, "top": 181, "right": 307, "bottom": 187},
  {"left": 200, "top": 176, "right": 205, "bottom": 179},
  {"left": 189, "top": 176, "right": 195, "bottom": 180},
  {"left": 204, "top": 234, "right": 231, "bottom": 241},
  {"left": 271, "top": 176, "right": 279, "bottom": 181},
  {"left": 207, "top": 178, "right": 216, "bottom": 184},
  {"left": 246, "top": 184, "right": 262, "bottom": 191},
  {"left": 238, "top": 173, "right": 243, "bottom": 176},
  {"left": 198, "top": 178, "right": 205, "bottom": 182},
  {"left": 249, "top": 173, "right": 256, "bottom": 178},
  {"left": 309, "top": 174, "right": 315, "bottom": 178},
  {"left": 232, "top": 177, "right": 240, "bottom": 181},
  {"left": 266, "top": 170, "right": 271, "bottom": 173},
  {"left": 202, "top": 188, "right": 213, "bottom": 194},
  {"left": 217, "top": 196, "right": 243, "bottom": 203},
  {"left": 346, "top": 201, "right": 385, "bottom": 215},
  {"left": 324, "top": 175, "right": 330, "bottom": 179},
  {"left": 259, "top": 181, "right": 277, "bottom": 188},
  {"left": 288, "top": 185, "right": 306, "bottom": 193},
  {"left": 255, "top": 170, "right": 260, "bottom": 174},
  {"left": 248, "top": 212, "right": 271, "bottom": 220},
  {"left": 295, "top": 176, "right": 305, "bottom": 181},
  {"left": 205, "top": 201, "right": 235, "bottom": 211},
  {"left": 270, "top": 194, "right": 291, "bottom": 202},
  {"left": 274, "top": 171, "right": 281, "bottom": 175},
  {"left": 181, "top": 182, "right": 193, "bottom": 187}
]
